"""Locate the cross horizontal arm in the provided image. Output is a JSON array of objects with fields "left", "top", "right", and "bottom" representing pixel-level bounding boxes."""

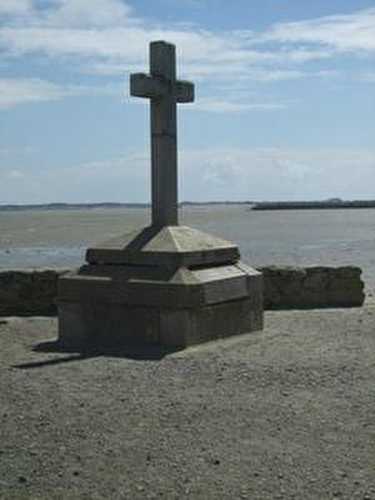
[
  {"left": 130, "top": 73, "right": 166, "bottom": 99},
  {"left": 130, "top": 73, "right": 194, "bottom": 103},
  {"left": 175, "top": 80, "right": 194, "bottom": 103}
]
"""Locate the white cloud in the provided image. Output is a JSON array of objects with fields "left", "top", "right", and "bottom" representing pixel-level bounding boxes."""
[
  {"left": 0, "top": 78, "right": 119, "bottom": 109},
  {"left": 0, "top": 2, "right": 372, "bottom": 113},
  {"left": 360, "top": 72, "right": 375, "bottom": 82},
  {"left": 179, "top": 148, "right": 375, "bottom": 201},
  {"left": 0, "top": 78, "right": 69, "bottom": 109},
  {"left": 0, "top": 0, "right": 32, "bottom": 16},
  {"left": 0, "top": 153, "right": 150, "bottom": 204},
  {"left": 0, "top": 25, "right": 270, "bottom": 68},
  {"left": 40, "top": 0, "right": 134, "bottom": 28},
  {"left": 0, "top": 146, "right": 38, "bottom": 156},
  {"left": 1, "top": 148, "right": 374, "bottom": 203},
  {"left": 191, "top": 98, "right": 287, "bottom": 113},
  {"left": 279, "top": 48, "right": 334, "bottom": 63},
  {"left": 262, "top": 8, "right": 375, "bottom": 53},
  {"left": 7, "top": 169, "right": 25, "bottom": 179},
  {"left": 0, "top": 0, "right": 358, "bottom": 84}
]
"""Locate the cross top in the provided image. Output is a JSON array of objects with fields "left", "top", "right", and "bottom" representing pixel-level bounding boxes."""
[{"left": 130, "top": 41, "right": 195, "bottom": 227}]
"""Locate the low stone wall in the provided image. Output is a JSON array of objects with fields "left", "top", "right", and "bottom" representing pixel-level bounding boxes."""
[
  {"left": 260, "top": 266, "right": 365, "bottom": 310},
  {"left": 0, "top": 266, "right": 365, "bottom": 316},
  {"left": 0, "top": 269, "right": 69, "bottom": 317}
]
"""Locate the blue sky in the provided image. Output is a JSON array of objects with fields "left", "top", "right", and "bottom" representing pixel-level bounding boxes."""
[{"left": 0, "top": 0, "right": 374, "bottom": 203}]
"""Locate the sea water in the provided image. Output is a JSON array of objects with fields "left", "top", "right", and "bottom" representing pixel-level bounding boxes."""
[{"left": 0, "top": 206, "right": 374, "bottom": 292}]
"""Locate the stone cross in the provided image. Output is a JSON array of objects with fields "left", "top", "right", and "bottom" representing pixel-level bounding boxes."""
[{"left": 130, "top": 41, "right": 194, "bottom": 227}]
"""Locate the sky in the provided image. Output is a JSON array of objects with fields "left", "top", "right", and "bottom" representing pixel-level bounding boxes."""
[{"left": 0, "top": 0, "right": 374, "bottom": 203}]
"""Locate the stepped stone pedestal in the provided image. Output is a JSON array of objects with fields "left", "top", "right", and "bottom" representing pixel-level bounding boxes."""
[
  {"left": 57, "top": 41, "right": 263, "bottom": 348},
  {"left": 58, "top": 225, "right": 263, "bottom": 347}
]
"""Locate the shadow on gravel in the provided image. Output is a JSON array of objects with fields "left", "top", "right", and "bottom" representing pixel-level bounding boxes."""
[{"left": 13, "top": 339, "right": 181, "bottom": 369}]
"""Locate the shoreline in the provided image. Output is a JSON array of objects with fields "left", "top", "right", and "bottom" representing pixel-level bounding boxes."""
[
  {"left": 2, "top": 200, "right": 375, "bottom": 212},
  {"left": 0, "top": 202, "right": 250, "bottom": 212}
]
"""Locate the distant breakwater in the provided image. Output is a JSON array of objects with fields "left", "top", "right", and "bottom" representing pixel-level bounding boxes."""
[
  {"left": 0, "top": 266, "right": 365, "bottom": 317},
  {"left": 252, "top": 200, "right": 375, "bottom": 210}
]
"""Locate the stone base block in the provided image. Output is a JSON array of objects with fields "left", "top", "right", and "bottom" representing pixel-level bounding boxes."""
[
  {"left": 57, "top": 256, "right": 263, "bottom": 348},
  {"left": 58, "top": 295, "right": 263, "bottom": 349}
]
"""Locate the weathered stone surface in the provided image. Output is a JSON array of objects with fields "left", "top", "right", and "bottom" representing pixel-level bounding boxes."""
[
  {"left": 260, "top": 265, "right": 365, "bottom": 309},
  {"left": 130, "top": 41, "right": 194, "bottom": 227},
  {"left": 86, "top": 225, "right": 239, "bottom": 267},
  {"left": 0, "top": 269, "right": 69, "bottom": 316},
  {"left": 57, "top": 261, "right": 263, "bottom": 348},
  {"left": 58, "top": 262, "right": 255, "bottom": 309},
  {"left": 58, "top": 294, "right": 263, "bottom": 349},
  {"left": 0, "top": 266, "right": 365, "bottom": 317}
]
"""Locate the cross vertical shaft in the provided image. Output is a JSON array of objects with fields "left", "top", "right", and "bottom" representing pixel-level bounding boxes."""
[
  {"left": 130, "top": 41, "right": 194, "bottom": 227},
  {"left": 150, "top": 42, "right": 178, "bottom": 227}
]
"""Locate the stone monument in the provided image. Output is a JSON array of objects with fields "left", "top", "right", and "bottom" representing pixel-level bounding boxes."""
[{"left": 57, "top": 41, "right": 263, "bottom": 348}]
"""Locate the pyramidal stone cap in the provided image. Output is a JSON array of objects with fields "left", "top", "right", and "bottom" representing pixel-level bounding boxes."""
[{"left": 86, "top": 225, "right": 240, "bottom": 267}]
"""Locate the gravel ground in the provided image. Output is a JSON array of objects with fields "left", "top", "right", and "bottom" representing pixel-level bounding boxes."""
[{"left": 0, "top": 304, "right": 374, "bottom": 500}]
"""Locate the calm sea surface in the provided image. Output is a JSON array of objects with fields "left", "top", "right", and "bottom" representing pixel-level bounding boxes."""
[{"left": 0, "top": 206, "right": 374, "bottom": 291}]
